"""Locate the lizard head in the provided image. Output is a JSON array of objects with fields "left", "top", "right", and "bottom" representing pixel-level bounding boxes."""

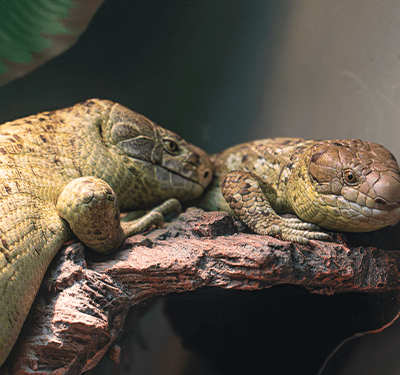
[
  {"left": 305, "top": 139, "right": 400, "bottom": 232},
  {"left": 104, "top": 103, "right": 213, "bottom": 204}
]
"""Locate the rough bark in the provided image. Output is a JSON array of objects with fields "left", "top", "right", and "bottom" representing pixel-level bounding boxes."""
[{"left": 3, "top": 208, "right": 400, "bottom": 374}]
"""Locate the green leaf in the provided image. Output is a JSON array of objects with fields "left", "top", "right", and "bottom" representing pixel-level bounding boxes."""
[{"left": 0, "top": 0, "right": 74, "bottom": 69}]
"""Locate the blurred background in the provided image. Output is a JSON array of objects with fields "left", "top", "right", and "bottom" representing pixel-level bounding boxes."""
[
  {"left": 1, "top": 1, "right": 400, "bottom": 374},
  {"left": 2, "top": 1, "right": 399, "bottom": 159}
]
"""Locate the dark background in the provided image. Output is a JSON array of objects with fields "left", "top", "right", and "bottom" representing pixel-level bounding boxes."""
[
  {"left": 1, "top": 1, "right": 400, "bottom": 374},
  {"left": 0, "top": 0, "right": 288, "bottom": 154}
]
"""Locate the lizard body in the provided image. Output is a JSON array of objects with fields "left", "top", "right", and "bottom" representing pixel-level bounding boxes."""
[
  {"left": 0, "top": 99, "right": 213, "bottom": 366},
  {"left": 201, "top": 137, "right": 400, "bottom": 243}
]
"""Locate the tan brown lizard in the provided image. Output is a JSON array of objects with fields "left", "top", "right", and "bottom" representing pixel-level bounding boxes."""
[
  {"left": 0, "top": 99, "right": 213, "bottom": 366},
  {"left": 200, "top": 137, "right": 400, "bottom": 244}
]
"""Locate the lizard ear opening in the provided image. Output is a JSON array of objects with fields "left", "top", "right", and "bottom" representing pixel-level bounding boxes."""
[
  {"left": 109, "top": 111, "right": 164, "bottom": 164},
  {"left": 110, "top": 123, "right": 141, "bottom": 143},
  {"left": 308, "top": 150, "right": 338, "bottom": 183},
  {"left": 117, "top": 137, "right": 158, "bottom": 162},
  {"left": 109, "top": 103, "right": 156, "bottom": 143}
]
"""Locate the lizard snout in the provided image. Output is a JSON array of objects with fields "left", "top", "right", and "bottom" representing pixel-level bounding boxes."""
[
  {"left": 185, "top": 147, "right": 214, "bottom": 189},
  {"left": 372, "top": 171, "right": 400, "bottom": 210},
  {"left": 193, "top": 157, "right": 213, "bottom": 188}
]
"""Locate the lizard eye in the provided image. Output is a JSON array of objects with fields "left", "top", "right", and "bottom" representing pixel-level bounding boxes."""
[
  {"left": 163, "top": 138, "right": 180, "bottom": 154},
  {"left": 344, "top": 169, "right": 357, "bottom": 184}
]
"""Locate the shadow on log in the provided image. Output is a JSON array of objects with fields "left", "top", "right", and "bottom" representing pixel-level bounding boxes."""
[{"left": 2, "top": 208, "right": 400, "bottom": 374}]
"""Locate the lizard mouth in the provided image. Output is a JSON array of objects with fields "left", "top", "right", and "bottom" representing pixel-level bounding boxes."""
[
  {"left": 333, "top": 195, "right": 400, "bottom": 230},
  {"left": 182, "top": 160, "right": 212, "bottom": 188},
  {"left": 162, "top": 150, "right": 213, "bottom": 189},
  {"left": 362, "top": 206, "right": 400, "bottom": 227},
  {"left": 128, "top": 158, "right": 207, "bottom": 202}
]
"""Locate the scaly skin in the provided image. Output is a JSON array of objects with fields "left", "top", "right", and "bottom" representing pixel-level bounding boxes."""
[
  {"left": 0, "top": 99, "right": 213, "bottom": 366},
  {"left": 201, "top": 137, "right": 400, "bottom": 243}
]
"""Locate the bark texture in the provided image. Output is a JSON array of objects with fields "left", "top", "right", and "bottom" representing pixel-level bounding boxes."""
[{"left": 3, "top": 208, "right": 400, "bottom": 374}]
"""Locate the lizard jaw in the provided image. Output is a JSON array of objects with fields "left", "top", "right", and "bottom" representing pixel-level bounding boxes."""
[{"left": 129, "top": 159, "right": 206, "bottom": 202}]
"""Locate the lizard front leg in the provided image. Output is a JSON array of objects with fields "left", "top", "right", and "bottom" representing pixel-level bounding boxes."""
[
  {"left": 221, "top": 171, "right": 331, "bottom": 244},
  {"left": 56, "top": 176, "right": 181, "bottom": 253}
]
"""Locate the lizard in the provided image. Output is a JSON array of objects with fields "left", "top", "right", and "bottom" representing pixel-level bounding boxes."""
[
  {"left": 0, "top": 99, "right": 213, "bottom": 366},
  {"left": 200, "top": 137, "right": 400, "bottom": 244}
]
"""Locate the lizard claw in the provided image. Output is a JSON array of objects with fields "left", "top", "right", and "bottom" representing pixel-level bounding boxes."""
[
  {"left": 280, "top": 226, "right": 332, "bottom": 245},
  {"left": 280, "top": 217, "right": 323, "bottom": 231},
  {"left": 255, "top": 218, "right": 332, "bottom": 244}
]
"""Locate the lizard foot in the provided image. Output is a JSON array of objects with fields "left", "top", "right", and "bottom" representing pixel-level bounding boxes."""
[
  {"left": 278, "top": 217, "right": 332, "bottom": 244},
  {"left": 121, "top": 198, "right": 181, "bottom": 238},
  {"left": 221, "top": 170, "right": 331, "bottom": 245},
  {"left": 56, "top": 177, "right": 181, "bottom": 254},
  {"left": 254, "top": 217, "right": 332, "bottom": 245}
]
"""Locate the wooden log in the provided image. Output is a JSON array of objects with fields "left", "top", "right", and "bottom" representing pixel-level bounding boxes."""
[{"left": 2, "top": 208, "right": 400, "bottom": 374}]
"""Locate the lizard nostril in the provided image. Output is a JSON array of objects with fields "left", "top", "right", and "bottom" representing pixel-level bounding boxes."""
[
  {"left": 375, "top": 197, "right": 387, "bottom": 207},
  {"left": 204, "top": 170, "right": 210, "bottom": 179}
]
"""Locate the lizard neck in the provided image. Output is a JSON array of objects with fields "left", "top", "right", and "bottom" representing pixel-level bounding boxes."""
[{"left": 284, "top": 148, "right": 330, "bottom": 226}]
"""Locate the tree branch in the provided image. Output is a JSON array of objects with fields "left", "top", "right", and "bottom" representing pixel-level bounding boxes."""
[{"left": 3, "top": 208, "right": 400, "bottom": 374}]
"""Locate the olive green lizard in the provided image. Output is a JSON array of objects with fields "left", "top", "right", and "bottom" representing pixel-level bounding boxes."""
[
  {"left": 0, "top": 99, "right": 213, "bottom": 366},
  {"left": 201, "top": 137, "right": 400, "bottom": 244}
]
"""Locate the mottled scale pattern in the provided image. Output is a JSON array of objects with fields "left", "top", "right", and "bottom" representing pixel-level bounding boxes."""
[
  {"left": 0, "top": 99, "right": 213, "bottom": 366},
  {"left": 201, "top": 137, "right": 400, "bottom": 244}
]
